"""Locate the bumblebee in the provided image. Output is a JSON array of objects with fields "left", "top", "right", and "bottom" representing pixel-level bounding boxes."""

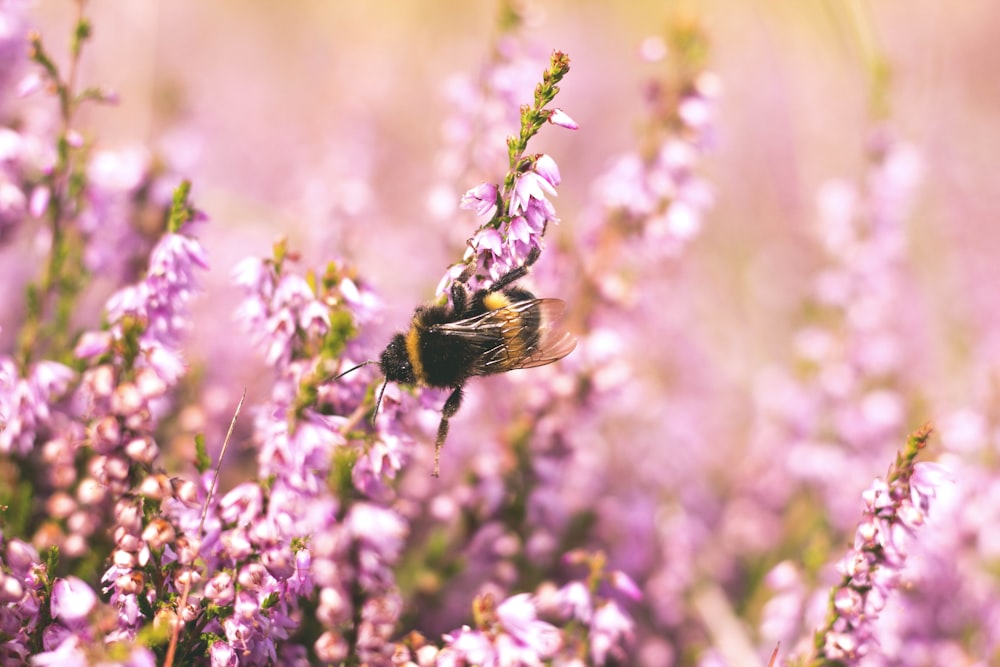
[{"left": 376, "top": 250, "right": 576, "bottom": 476}]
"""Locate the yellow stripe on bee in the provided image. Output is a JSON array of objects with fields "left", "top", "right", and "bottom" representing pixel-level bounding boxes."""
[
  {"left": 484, "top": 292, "right": 527, "bottom": 365},
  {"left": 406, "top": 325, "right": 425, "bottom": 383},
  {"left": 483, "top": 292, "right": 509, "bottom": 310}
]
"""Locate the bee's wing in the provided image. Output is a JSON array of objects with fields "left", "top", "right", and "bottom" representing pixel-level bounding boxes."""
[
  {"left": 515, "top": 326, "right": 577, "bottom": 369},
  {"left": 433, "top": 298, "right": 576, "bottom": 374}
]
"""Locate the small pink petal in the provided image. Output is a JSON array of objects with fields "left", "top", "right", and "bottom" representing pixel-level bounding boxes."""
[
  {"left": 548, "top": 108, "right": 579, "bottom": 130},
  {"left": 534, "top": 154, "right": 561, "bottom": 188},
  {"left": 51, "top": 577, "right": 98, "bottom": 624}
]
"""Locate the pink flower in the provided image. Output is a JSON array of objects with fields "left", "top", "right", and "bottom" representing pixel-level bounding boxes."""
[
  {"left": 50, "top": 577, "right": 98, "bottom": 625},
  {"left": 590, "top": 601, "right": 634, "bottom": 665},
  {"left": 497, "top": 594, "right": 561, "bottom": 656},
  {"left": 510, "top": 171, "right": 557, "bottom": 217},
  {"left": 548, "top": 108, "right": 579, "bottom": 130},
  {"left": 460, "top": 182, "right": 499, "bottom": 219},
  {"left": 472, "top": 227, "right": 504, "bottom": 257},
  {"left": 209, "top": 641, "right": 239, "bottom": 667},
  {"left": 533, "top": 154, "right": 561, "bottom": 187}
]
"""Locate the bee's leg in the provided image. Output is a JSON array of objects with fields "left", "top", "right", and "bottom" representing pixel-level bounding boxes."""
[
  {"left": 450, "top": 281, "right": 470, "bottom": 316},
  {"left": 433, "top": 385, "right": 464, "bottom": 477},
  {"left": 488, "top": 246, "right": 541, "bottom": 293}
]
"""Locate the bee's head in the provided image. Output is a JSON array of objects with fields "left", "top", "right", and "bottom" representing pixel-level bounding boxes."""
[{"left": 379, "top": 333, "right": 416, "bottom": 384}]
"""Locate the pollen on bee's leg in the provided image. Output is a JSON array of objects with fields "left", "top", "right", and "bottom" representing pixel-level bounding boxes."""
[{"left": 433, "top": 423, "right": 447, "bottom": 478}]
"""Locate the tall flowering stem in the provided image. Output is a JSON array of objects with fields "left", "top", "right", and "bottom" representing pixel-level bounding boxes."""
[
  {"left": 809, "top": 424, "right": 943, "bottom": 665},
  {"left": 452, "top": 50, "right": 575, "bottom": 290},
  {"left": 504, "top": 50, "right": 572, "bottom": 172},
  {"left": 16, "top": 0, "right": 116, "bottom": 367}
]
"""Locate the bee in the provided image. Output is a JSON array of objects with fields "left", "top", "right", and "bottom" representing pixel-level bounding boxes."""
[{"left": 342, "top": 249, "right": 576, "bottom": 476}]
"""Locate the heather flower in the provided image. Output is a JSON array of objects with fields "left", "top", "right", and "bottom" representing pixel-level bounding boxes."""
[
  {"left": 435, "top": 50, "right": 573, "bottom": 297},
  {"left": 0, "top": 175, "right": 26, "bottom": 235},
  {"left": 439, "top": 592, "right": 561, "bottom": 666},
  {"left": 459, "top": 182, "right": 499, "bottom": 219},
  {"left": 49, "top": 576, "right": 97, "bottom": 625},
  {"left": 589, "top": 601, "right": 635, "bottom": 665},
  {"left": 0, "top": 358, "right": 74, "bottom": 455},
  {"left": 510, "top": 170, "right": 556, "bottom": 217},
  {"left": 809, "top": 426, "right": 941, "bottom": 664},
  {"left": 585, "top": 29, "right": 720, "bottom": 262},
  {"left": 77, "top": 146, "right": 164, "bottom": 282},
  {"left": 547, "top": 107, "right": 578, "bottom": 130}
]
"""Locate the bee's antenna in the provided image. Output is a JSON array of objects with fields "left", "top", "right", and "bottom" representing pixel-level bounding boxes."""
[
  {"left": 372, "top": 378, "right": 389, "bottom": 426},
  {"left": 334, "top": 360, "right": 390, "bottom": 428},
  {"left": 334, "top": 359, "right": 378, "bottom": 380}
]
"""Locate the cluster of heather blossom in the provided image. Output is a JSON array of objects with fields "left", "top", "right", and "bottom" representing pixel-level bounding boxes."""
[
  {"left": 748, "top": 129, "right": 930, "bottom": 663},
  {"left": 585, "top": 21, "right": 720, "bottom": 268},
  {"left": 522, "top": 21, "right": 726, "bottom": 660},
  {"left": 803, "top": 426, "right": 946, "bottom": 665},
  {"left": 229, "top": 242, "right": 414, "bottom": 664},
  {"left": 456, "top": 149, "right": 563, "bottom": 289},
  {"left": 17, "top": 185, "right": 206, "bottom": 665},
  {"left": 838, "top": 407, "right": 1000, "bottom": 666},
  {"left": 448, "top": 49, "right": 577, "bottom": 293},
  {"left": 389, "top": 552, "right": 638, "bottom": 666},
  {"left": 0, "top": 9, "right": 214, "bottom": 664},
  {"left": 412, "top": 22, "right": 724, "bottom": 664},
  {"left": 0, "top": 187, "right": 205, "bottom": 664}
]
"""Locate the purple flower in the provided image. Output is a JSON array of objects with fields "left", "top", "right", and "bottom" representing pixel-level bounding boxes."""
[
  {"left": 0, "top": 358, "right": 74, "bottom": 455},
  {"left": 556, "top": 580, "right": 592, "bottom": 622},
  {"left": 496, "top": 593, "right": 562, "bottom": 656},
  {"left": 609, "top": 570, "right": 643, "bottom": 601},
  {"left": 509, "top": 171, "right": 556, "bottom": 218},
  {"left": 460, "top": 182, "right": 499, "bottom": 219},
  {"left": 218, "top": 483, "right": 264, "bottom": 526},
  {"left": 590, "top": 601, "right": 634, "bottom": 666},
  {"left": 95, "top": 224, "right": 208, "bottom": 390},
  {"left": 533, "top": 154, "right": 561, "bottom": 187},
  {"left": 204, "top": 571, "right": 235, "bottom": 607},
  {"left": 209, "top": 641, "right": 239, "bottom": 667},
  {"left": 471, "top": 226, "right": 504, "bottom": 258},
  {"left": 811, "top": 427, "right": 941, "bottom": 663},
  {"left": 50, "top": 577, "right": 97, "bottom": 625},
  {"left": 0, "top": 177, "right": 26, "bottom": 232},
  {"left": 29, "top": 635, "right": 88, "bottom": 666}
]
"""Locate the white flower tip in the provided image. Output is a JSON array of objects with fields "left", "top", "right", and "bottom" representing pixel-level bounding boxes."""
[{"left": 548, "top": 108, "right": 579, "bottom": 130}]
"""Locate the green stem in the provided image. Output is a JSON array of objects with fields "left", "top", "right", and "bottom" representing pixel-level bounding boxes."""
[{"left": 16, "top": 0, "right": 93, "bottom": 369}]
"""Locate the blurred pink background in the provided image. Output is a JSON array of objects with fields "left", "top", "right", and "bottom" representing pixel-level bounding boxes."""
[{"left": 20, "top": 1, "right": 999, "bottom": 396}]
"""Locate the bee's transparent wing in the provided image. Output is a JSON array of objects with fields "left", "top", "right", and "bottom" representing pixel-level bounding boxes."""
[{"left": 433, "top": 298, "right": 576, "bottom": 374}]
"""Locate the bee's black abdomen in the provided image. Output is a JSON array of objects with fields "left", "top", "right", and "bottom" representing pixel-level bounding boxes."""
[{"left": 415, "top": 326, "right": 480, "bottom": 388}]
